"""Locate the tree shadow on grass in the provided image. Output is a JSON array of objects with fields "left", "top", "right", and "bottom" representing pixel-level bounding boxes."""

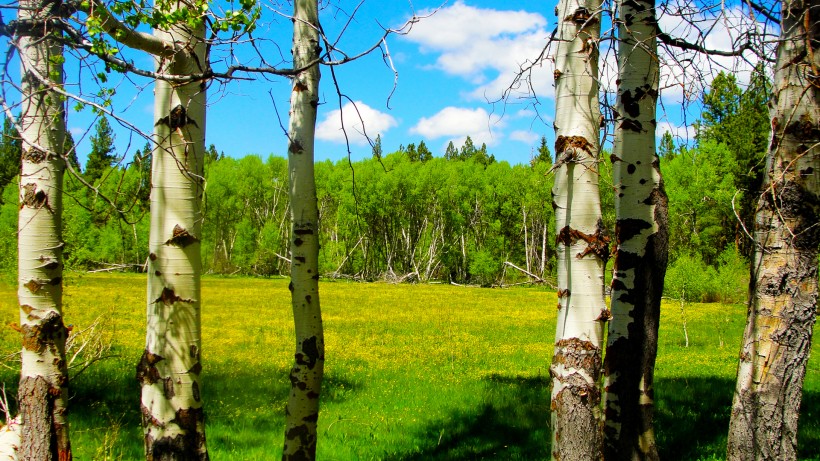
[
  {"left": 389, "top": 374, "right": 551, "bottom": 461},
  {"left": 655, "top": 376, "right": 820, "bottom": 460},
  {"left": 387, "top": 374, "right": 820, "bottom": 461},
  {"left": 57, "top": 356, "right": 361, "bottom": 457}
]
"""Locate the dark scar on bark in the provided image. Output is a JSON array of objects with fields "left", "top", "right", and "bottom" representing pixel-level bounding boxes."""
[
  {"left": 165, "top": 224, "right": 199, "bottom": 247},
  {"left": 154, "top": 287, "right": 193, "bottom": 305},
  {"left": 155, "top": 104, "right": 198, "bottom": 130},
  {"left": 556, "top": 224, "right": 611, "bottom": 262}
]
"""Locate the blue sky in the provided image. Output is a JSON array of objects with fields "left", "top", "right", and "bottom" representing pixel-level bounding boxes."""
[{"left": 57, "top": 0, "right": 770, "bottom": 166}]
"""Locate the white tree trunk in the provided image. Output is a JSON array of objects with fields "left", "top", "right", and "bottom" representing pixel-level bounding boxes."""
[
  {"left": 603, "top": 1, "right": 667, "bottom": 459},
  {"left": 17, "top": 0, "right": 72, "bottom": 456},
  {"left": 549, "top": 0, "right": 606, "bottom": 458},
  {"left": 523, "top": 205, "right": 531, "bottom": 273},
  {"left": 0, "top": 418, "right": 20, "bottom": 461},
  {"left": 138, "top": 7, "right": 209, "bottom": 458},
  {"left": 727, "top": 2, "right": 820, "bottom": 459},
  {"left": 282, "top": 0, "right": 324, "bottom": 459}
]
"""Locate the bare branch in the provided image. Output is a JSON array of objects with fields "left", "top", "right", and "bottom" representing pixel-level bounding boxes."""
[{"left": 657, "top": 29, "right": 754, "bottom": 57}]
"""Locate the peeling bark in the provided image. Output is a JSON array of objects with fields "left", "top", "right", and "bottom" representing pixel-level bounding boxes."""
[
  {"left": 140, "top": 1, "right": 208, "bottom": 458},
  {"left": 282, "top": 1, "right": 324, "bottom": 460},
  {"left": 602, "top": 0, "right": 667, "bottom": 460},
  {"left": 727, "top": 3, "right": 820, "bottom": 459},
  {"left": 549, "top": 0, "right": 606, "bottom": 458},
  {"left": 17, "top": 0, "right": 71, "bottom": 456}
]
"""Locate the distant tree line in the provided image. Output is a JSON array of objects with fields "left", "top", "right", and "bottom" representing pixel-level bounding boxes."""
[{"left": 0, "top": 71, "right": 766, "bottom": 294}]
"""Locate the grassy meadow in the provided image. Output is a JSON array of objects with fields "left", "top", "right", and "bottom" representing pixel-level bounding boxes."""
[{"left": 1, "top": 273, "right": 819, "bottom": 460}]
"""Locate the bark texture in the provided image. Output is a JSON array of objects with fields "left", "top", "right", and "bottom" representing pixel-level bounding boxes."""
[
  {"left": 139, "top": 5, "right": 208, "bottom": 459},
  {"left": 17, "top": 0, "right": 72, "bottom": 457},
  {"left": 549, "top": 0, "right": 606, "bottom": 458},
  {"left": 603, "top": 0, "right": 668, "bottom": 459},
  {"left": 281, "top": 1, "right": 324, "bottom": 460},
  {"left": 727, "top": 3, "right": 820, "bottom": 460}
]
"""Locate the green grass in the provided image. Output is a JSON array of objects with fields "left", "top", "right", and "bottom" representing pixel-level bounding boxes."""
[{"left": 0, "top": 273, "right": 818, "bottom": 460}]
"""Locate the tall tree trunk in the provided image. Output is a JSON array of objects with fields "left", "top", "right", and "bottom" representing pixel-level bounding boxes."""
[
  {"left": 138, "top": 6, "right": 208, "bottom": 458},
  {"left": 282, "top": 0, "right": 324, "bottom": 459},
  {"left": 17, "top": 0, "right": 72, "bottom": 457},
  {"left": 727, "top": 2, "right": 820, "bottom": 460},
  {"left": 524, "top": 205, "right": 531, "bottom": 273},
  {"left": 603, "top": 0, "right": 667, "bottom": 459},
  {"left": 541, "top": 222, "right": 547, "bottom": 277},
  {"left": 549, "top": 0, "right": 606, "bottom": 458}
]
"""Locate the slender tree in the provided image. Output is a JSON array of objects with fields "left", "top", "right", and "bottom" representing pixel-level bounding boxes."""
[
  {"left": 603, "top": 0, "right": 668, "bottom": 458},
  {"left": 548, "top": 0, "right": 607, "bottom": 458},
  {"left": 137, "top": 4, "right": 209, "bottom": 457},
  {"left": 727, "top": 2, "right": 820, "bottom": 459},
  {"left": 16, "top": 0, "right": 72, "bottom": 457},
  {"left": 282, "top": 0, "right": 324, "bottom": 458}
]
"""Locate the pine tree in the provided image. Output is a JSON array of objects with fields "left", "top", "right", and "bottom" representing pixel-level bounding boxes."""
[
  {"left": 532, "top": 136, "right": 552, "bottom": 166},
  {"left": 0, "top": 118, "right": 21, "bottom": 202},
  {"left": 405, "top": 143, "right": 418, "bottom": 162},
  {"left": 459, "top": 136, "right": 476, "bottom": 160},
  {"left": 444, "top": 141, "right": 457, "bottom": 160},
  {"left": 699, "top": 69, "right": 770, "bottom": 259},
  {"left": 417, "top": 141, "right": 432, "bottom": 163},
  {"left": 85, "top": 116, "right": 117, "bottom": 184},
  {"left": 658, "top": 131, "right": 676, "bottom": 158},
  {"left": 372, "top": 134, "right": 383, "bottom": 160}
]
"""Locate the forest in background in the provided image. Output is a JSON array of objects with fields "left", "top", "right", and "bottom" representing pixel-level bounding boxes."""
[{"left": 0, "top": 70, "right": 767, "bottom": 303}]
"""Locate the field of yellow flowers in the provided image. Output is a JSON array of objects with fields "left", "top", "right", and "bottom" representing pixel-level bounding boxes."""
[{"left": 0, "top": 273, "right": 818, "bottom": 460}]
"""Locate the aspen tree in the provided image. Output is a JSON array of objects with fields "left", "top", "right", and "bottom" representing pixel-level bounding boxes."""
[
  {"left": 549, "top": 0, "right": 606, "bottom": 458},
  {"left": 17, "top": 0, "right": 72, "bottom": 456},
  {"left": 133, "top": 2, "right": 208, "bottom": 458},
  {"left": 728, "top": 2, "right": 820, "bottom": 459},
  {"left": 282, "top": 0, "right": 324, "bottom": 458},
  {"left": 603, "top": 0, "right": 668, "bottom": 459}
]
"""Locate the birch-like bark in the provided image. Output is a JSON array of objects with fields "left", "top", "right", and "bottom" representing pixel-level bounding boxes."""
[
  {"left": 17, "top": 0, "right": 72, "bottom": 457},
  {"left": 137, "top": 5, "right": 208, "bottom": 458},
  {"left": 727, "top": 2, "right": 820, "bottom": 460},
  {"left": 549, "top": 0, "right": 606, "bottom": 458},
  {"left": 282, "top": 0, "right": 324, "bottom": 459},
  {"left": 602, "top": 1, "right": 668, "bottom": 459}
]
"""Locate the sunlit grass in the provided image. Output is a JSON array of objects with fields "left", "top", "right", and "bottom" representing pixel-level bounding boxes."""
[{"left": 0, "top": 273, "right": 818, "bottom": 460}]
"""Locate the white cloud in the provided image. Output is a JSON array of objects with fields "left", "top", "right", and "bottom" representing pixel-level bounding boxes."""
[
  {"left": 509, "top": 130, "right": 539, "bottom": 144},
  {"left": 316, "top": 101, "right": 397, "bottom": 145},
  {"left": 408, "top": 1, "right": 545, "bottom": 52},
  {"left": 410, "top": 106, "right": 504, "bottom": 147},
  {"left": 404, "top": 1, "right": 553, "bottom": 102},
  {"left": 515, "top": 109, "right": 537, "bottom": 119},
  {"left": 656, "top": 120, "right": 696, "bottom": 142}
]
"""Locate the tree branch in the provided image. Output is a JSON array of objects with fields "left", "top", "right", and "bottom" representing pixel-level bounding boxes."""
[
  {"left": 656, "top": 29, "right": 753, "bottom": 57},
  {"left": 80, "top": 0, "right": 171, "bottom": 57},
  {"left": 744, "top": 0, "right": 779, "bottom": 23}
]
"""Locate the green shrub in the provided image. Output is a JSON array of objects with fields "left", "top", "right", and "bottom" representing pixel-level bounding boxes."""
[
  {"left": 664, "top": 248, "right": 749, "bottom": 304},
  {"left": 713, "top": 247, "right": 749, "bottom": 304},
  {"left": 664, "top": 253, "right": 717, "bottom": 303},
  {"left": 469, "top": 249, "right": 500, "bottom": 287}
]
